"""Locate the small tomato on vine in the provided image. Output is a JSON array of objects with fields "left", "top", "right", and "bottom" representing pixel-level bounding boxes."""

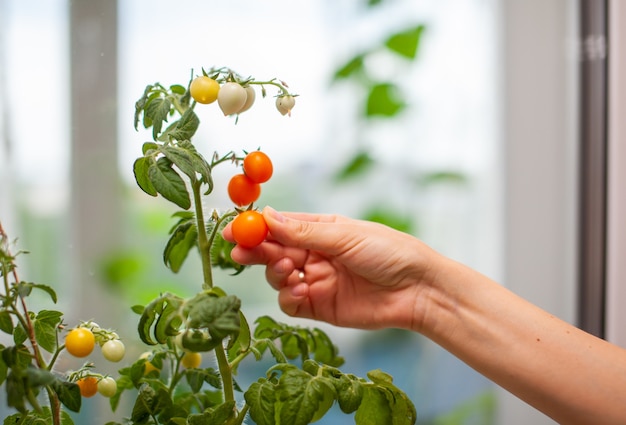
[
  {"left": 243, "top": 151, "right": 273, "bottom": 184},
  {"left": 190, "top": 76, "right": 220, "bottom": 104},
  {"left": 97, "top": 377, "right": 117, "bottom": 398},
  {"left": 238, "top": 85, "right": 256, "bottom": 113},
  {"left": 77, "top": 377, "right": 98, "bottom": 398},
  {"left": 231, "top": 210, "right": 269, "bottom": 248},
  {"left": 101, "top": 339, "right": 125, "bottom": 363},
  {"left": 65, "top": 328, "right": 95, "bottom": 358},
  {"left": 228, "top": 173, "right": 261, "bottom": 206},
  {"left": 218, "top": 82, "right": 247, "bottom": 115},
  {"left": 181, "top": 351, "right": 202, "bottom": 369},
  {"left": 276, "top": 95, "right": 296, "bottom": 116}
]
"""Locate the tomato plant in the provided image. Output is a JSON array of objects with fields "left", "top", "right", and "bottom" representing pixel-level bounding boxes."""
[
  {"left": 0, "top": 65, "right": 414, "bottom": 425},
  {"left": 243, "top": 150, "right": 274, "bottom": 183},
  {"left": 231, "top": 210, "right": 269, "bottom": 248}
]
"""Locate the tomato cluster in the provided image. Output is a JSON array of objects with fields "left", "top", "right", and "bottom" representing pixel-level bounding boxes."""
[
  {"left": 227, "top": 151, "right": 273, "bottom": 248},
  {"left": 189, "top": 75, "right": 296, "bottom": 117},
  {"left": 64, "top": 323, "right": 126, "bottom": 398}
]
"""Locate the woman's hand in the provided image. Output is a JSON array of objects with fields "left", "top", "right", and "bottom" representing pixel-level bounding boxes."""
[{"left": 222, "top": 207, "right": 437, "bottom": 330}]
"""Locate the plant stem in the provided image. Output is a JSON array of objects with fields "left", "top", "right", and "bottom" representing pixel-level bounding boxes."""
[
  {"left": 191, "top": 180, "right": 213, "bottom": 290},
  {"left": 215, "top": 344, "right": 235, "bottom": 404},
  {"left": 189, "top": 180, "right": 237, "bottom": 410}
]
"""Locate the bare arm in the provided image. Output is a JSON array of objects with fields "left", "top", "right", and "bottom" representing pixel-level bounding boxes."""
[{"left": 223, "top": 207, "right": 626, "bottom": 424}]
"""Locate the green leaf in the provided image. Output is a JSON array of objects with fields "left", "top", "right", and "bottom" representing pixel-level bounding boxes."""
[
  {"left": 273, "top": 365, "right": 337, "bottom": 425},
  {"left": 354, "top": 385, "right": 393, "bottom": 425},
  {"left": 148, "top": 157, "right": 191, "bottom": 209},
  {"left": 334, "top": 151, "right": 374, "bottom": 182},
  {"left": 385, "top": 25, "right": 425, "bottom": 60},
  {"left": 159, "top": 145, "right": 198, "bottom": 183},
  {"left": 312, "top": 328, "right": 344, "bottom": 367},
  {"left": 365, "top": 370, "right": 417, "bottom": 425},
  {"left": 33, "top": 310, "right": 62, "bottom": 353},
  {"left": 138, "top": 293, "right": 184, "bottom": 345},
  {"left": 51, "top": 379, "right": 81, "bottom": 413},
  {"left": 133, "top": 157, "right": 158, "bottom": 197},
  {"left": 178, "top": 140, "right": 213, "bottom": 194},
  {"left": 163, "top": 218, "right": 197, "bottom": 273},
  {"left": 244, "top": 378, "right": 278, "bottom": 425},
  {"left": 333, "top": 374, "right": 364, "bottom": 414},
  {"left": 333, "top": 54, "right": 365, "bottom": 81},
  {"left": 0, "top": 311, "right": 14, "bottom": 334},
  {"left": 185, "top": 367, "right": 221, "bottom": 393},
  {"left": 144, "top": 97, "right": 172, "bottom": 140},
  {"left": 184, "top": 293, "right": 241, "bottom": 343},
  {"left": 141, "top": 141, "right": 159, "bottom": 155},
  {"left": 366, "top": 83, "right": 406, "bottom": 117},
  {"left": 161, "top": 108, "right": 200, "bottom": 141},
  {"left": 134, "top": 84, "right": 154, "bottom": 131}
]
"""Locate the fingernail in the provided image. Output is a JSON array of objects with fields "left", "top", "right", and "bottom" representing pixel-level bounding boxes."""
[
  {"left": 291, "top": 283, "right": 308, "bottom": 297},
  {"left": 264, "top": 206, "right": 285, "bottom": 223}
]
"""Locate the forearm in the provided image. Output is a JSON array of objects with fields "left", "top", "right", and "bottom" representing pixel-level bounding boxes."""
[{"left": 417, "top": 256, "right": 626, "bottom": 424}]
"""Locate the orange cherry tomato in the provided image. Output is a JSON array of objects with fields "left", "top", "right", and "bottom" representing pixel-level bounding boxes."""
[
  {"left": 77, "top": 376, "right": 98, "bottom": 398},
  {"left": 231, "top": 211, "right": 269, "bottom": 248},
  {"left": 243, "top": 151, "right": 273, "bottom": 184},
  {"left": 228, "top": 174, "right": 261, "bottom": 206}
]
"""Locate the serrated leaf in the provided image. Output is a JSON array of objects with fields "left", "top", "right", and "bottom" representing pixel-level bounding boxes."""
[
  {"left": 133, "top": 157, "right": 158, "bottom": 197},
  {"left": 162, "top": 108, "right": 200, "bottom": 141},
  {"left": 138, "top": 293, "right": 184, "bottom": 345},
  {"left": 0, "top": 311, "right": 13, "bottom": 334},
  {"left": 385, "top": 25, "right": 425, "bottom": 60},
  {"left": 245, "top": 378, "right": 278, "bottom": 425},
  {"left": 334, "top": 375, "right": 364, "bottom": 414},
  {"left": 51, "top": 380, "right": 82, "bottom": 413},
  {"left": 144, "top": 97, "right": 172, "bottom": 140},
  {"left": 163, "top": 220, "right": 197, "bottom": 273},
  {"left": 134, "top": 84, "right": 154, "bottom": 131},
  {"left": 178, "top": 140, "right": 213, "bottom": 194},
  {"left": 142, "top": 141, "right": 159, "bottom": 155},
  {"left": 312, "top": 328, "right": 344, "bottom": 367},
  {"left": 210, "top": 228, "right": 246, "bottom": 275},
  {"left": 273, "top": 366, "right": 336, "bottom": 425},
  {"left": 184, "top": 293, "right": 241, "bottom": 343},
  {"left": 159, "top": 145, "right": 198, "bottom": 183},
  {"left": 33, "top": 310, "right": 62, "bottom": 353},
  {"left": 148, "top": 157, "right": 191, "bottom": 209},
  {"left": 354, "top": 386, "right": 393, "bottom": 425},
  {"left": 366, "top": 83, "right": 406, "bottom": 117}
]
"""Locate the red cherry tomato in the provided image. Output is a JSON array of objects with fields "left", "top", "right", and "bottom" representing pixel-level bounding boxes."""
[
  {"left": 243, "top": 151, "right": 273, "bottom": 184},
  {"left": 231, "top": 211, "right": 269, "bottom": 248},
  {"left": 228, "top": 174, "right": 261, "bottom": 206}
]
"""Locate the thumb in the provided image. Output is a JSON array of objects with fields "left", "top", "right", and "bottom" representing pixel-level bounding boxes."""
[{"left": 262, "top": 206, "right": 347, "bottom": 254}]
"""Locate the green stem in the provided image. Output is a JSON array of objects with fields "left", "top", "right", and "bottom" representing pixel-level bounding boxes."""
[
  {"left": 215, "top": 345, "right": 235, "bottom": 404},
  {"left": 189, "top": 179, "right": 237, "bottom": 411},
  {"left": 192, "top": 180, "right": 213, "bottom": 290}
]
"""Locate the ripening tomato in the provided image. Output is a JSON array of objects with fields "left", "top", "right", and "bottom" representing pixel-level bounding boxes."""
[
  {"left": 97, "top": 377, "right": 117, "bottom": 398},
  {"left": 101, "top": 339, "right": 125, "bottom": 363},
  {"left": 218, "top": 82, "right": 247, "bottom": 115},
  {"left": 276, "top": 95, "right": 296, "bottom": 116},
  {"left": 231, "top": 210, "right": 269, "bottom": 248},
  {"left": 237, "top": 85, "right": 256, "bottom": 114},
  {"left": 228, "top": 173, "right": 261, "bottom": 206},
  {"left": 243, "top": 151, "right": 273, "bottom": 184},
  {"left": 140, "top": 352, "right": 161, "bottom": 376},
  {"left": 181, "top": 351, "right": 202, "bottom": 369},
  {"left": 65, "top": 328, "right": 95, "bottom": 358},
  {"left": 190, "top": 76, "right": 220, "bottom": 104},
  {"left": 77, "top": 377, "right": 98, "bottom": 398}
]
